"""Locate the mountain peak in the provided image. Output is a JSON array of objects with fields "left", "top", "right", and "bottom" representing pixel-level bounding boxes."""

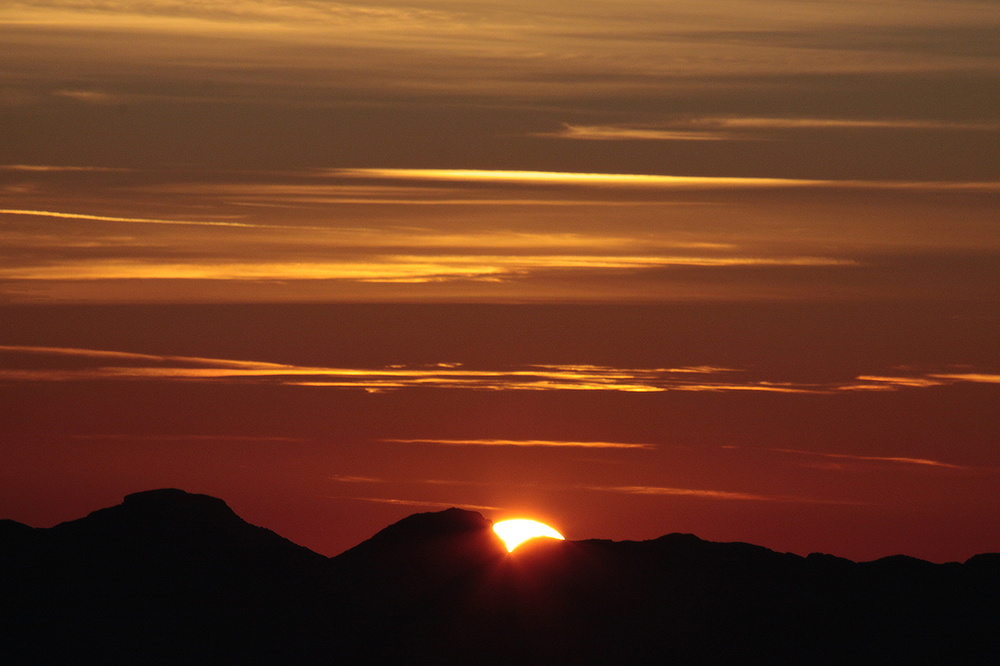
[
  {"left": 364, "top": 507, "right": 493, "bottom": 543},
  {"left": 123, "top": 487, "right": 228, "bottom": 506},
  {"left": 335, "top": 507, "right": 504, "bottom": 573},
  {"left": 118, "top": 488, "right": 238, "bottom": 523},
  {"left": 45, "top": 488, "right": 324, "bottom": 564}
]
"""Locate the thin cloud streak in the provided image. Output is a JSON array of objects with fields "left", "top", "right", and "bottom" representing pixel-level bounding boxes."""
[
  {"left": 581, "top": 484, "right": 839, "bottom": 503},
  {"left": 140, "top": 180, "right": 720, "bottom": 207},
  {"left": 0, "top": 208, "right": 312, "bottom": 230},
  {"left": 0, "top": 345, "right": 747, "bottom": 392},
  {"left": 709, "top": 117, "right": 1000, "bottom": 131},
  {"left": 329, "top": 474, "right": 390, "bottom": 484},
  {"left": 332, "top": 168, "right": 826, "bottom": 188},
  {"left": 380, "top": 438, "right": 654, "bottom": 450},
  {"left": 848, "top": 375, "right": 947, "bottom": 389},
  {"left": 0, "top": 344, "right": 292, "bottom": 369},
  {"left": 328, "top": 168, "right": 1000, "bottom": 191},
  {"left": 929, "top": 373, "right": 1000, "bottom": 384},
  {"left": 539, "top": 124, "right": 733, "bottom": 142},
  {"left": 325, "top": 470, "right": 849, "bottom": 505},
  {"left": 338, "top": 496, "right": 504, "bottom": 512},
  {"left": 0, "top": 255, "right": 855, "bottom": 283},
  {"left": 0, "top": 164, "right": 131, "bottom": 172},
  {"left": 540, "top": 118, "right": 1000, "bottom": 143},
  {"left": 771, "top": 448, "right": 972, "bottom": 471},
  {"left": 2, "top": 346, "right": 996, "bottom": 396}
]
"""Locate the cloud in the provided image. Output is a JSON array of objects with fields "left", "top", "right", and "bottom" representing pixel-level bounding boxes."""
[
  {"left": 538, "top": 118, "right": 1000, "bottom": 143},
  {"left": 338, "top": 496, "right": 504, "bottom": 512},
  {"left": 331, "top": 168, "right": 826, "bottom": 189},
  {"left": 0, "top": 208, "right": 276, "bottom": 230},
  {"left": 0, "top": 251, "right": 855, "bottom": 284},
  {"left": 53, "top": 89, "right": 118, "bottom": 105},
  {"left": 3, "top": 0, "right": 465, "bottom": 29},
  {"left": 137, "top": 179, "right": 727, "bottom": 208},
  {"left": 538, "top": 124, "right": 734, "bottom": 142},
  {"left": 380, "top": 438, "right": 653, "bottom": 450},
  {"left": 329, "top": 168, "right": 1000, "bottom": 193},
  {"left": 0, "top": 345, "right": 777, "bottom": 392},
  {"left": 843, "top": 375, "right": 948, "bottom": 390},
  {"left": 2, "top": 346, "right": 996, "bottom": 396},
  {"left": 329, "top": 474, "right": 389, "bottom": 484},
  {"left": 769, "top": 447, "right": 973, "bottom": 471},
  {"left": 0, "top": 344, "right": 289, "bottom": 368},
  {"left": 326, "top": 472, "right": 846, "bottom": 506},
  {"left": 580, "top": 483, "right": 840, "bottom": 503},
  {"left": 706, "top": 117, "right": 1000, "bottom": 132},
  {"left": 6, "top": 0, "right": 998, "bottom": 124},
  {"left": 8, "top": 165, "right": 997, "bottom": 304},
  {"left": 0, "top": 165, "right": 130, "bottom": 172},
  {"left": 929, "top": 373, "right": 1000, "bottom": 384},
  {"left": 842, "top": 372, "right": 1000, "bottom": 391}
]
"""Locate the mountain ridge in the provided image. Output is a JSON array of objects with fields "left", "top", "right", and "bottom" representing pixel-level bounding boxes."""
[
  {"left": 2, "top": 489, "right": 998, "bottom": 664},
  {"left": 3, "top": 488, "right": 994, "bottom": 566}
]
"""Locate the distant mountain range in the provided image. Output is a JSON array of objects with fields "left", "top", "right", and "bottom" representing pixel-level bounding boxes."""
[{"left": 2, "top": 489, "right": 998, "bottom": 664}]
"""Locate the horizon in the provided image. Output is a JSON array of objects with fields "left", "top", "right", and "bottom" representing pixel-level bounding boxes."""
[
  {"left": 7, "top": 485, "right": 998, "bottom": 564},
  {"left": 1, "top": 1, "right": 998, "bottom": 565}
]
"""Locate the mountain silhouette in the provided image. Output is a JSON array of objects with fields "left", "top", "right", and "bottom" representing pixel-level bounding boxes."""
[
  {"left": 28, "top": 488, "right": 325, "bottom": 565},
  {"left": 2, "top": 489, "right": 998, "bottom": 664}
]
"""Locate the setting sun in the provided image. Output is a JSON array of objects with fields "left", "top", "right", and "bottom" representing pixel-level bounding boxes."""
[{"left": 493, "top": 519, "right": 566, "bottom": 552}]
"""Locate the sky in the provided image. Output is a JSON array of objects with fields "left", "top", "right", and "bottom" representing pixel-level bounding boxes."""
[{"left": 1, "top": 0, "right": 998, "bottom": 563}]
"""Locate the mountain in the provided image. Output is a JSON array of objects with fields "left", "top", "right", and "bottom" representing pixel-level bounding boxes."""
[
  {"left": 22, "top": 488, "right": 325, "bottom": 565},
  {"left": 2, "top": 490, "right": 998, "bottom": 664}
]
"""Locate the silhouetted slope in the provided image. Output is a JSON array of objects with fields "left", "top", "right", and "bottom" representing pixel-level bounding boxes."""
[
  {"left": 41, "top": 488, "right": 325, "bottom": 564},
  {"left": 0, "top": 490, "right": 328, "bottom": 665},
  {"left": 485, "top": 535, "right": 1000, "bottom": 664},
  {"left": 2, "top": 491, "right": 999, "bottom": 665},
  {"left": 339, "top": 507, "right": 497, "bottom": 557},
  {"left": 335, "top": 507, "right": 504, "bottom": 577}
]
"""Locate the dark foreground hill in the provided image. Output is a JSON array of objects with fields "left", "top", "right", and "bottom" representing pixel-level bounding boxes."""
[{"left": 2, "top": 490, "right": 998, "bottom": 664}]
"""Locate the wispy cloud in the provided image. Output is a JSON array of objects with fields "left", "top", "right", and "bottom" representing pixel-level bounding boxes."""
[
  {"left": 52, "top": 89, "right": 118, "bottom": 105},
  {"left": 338, "top": 496, "right": 504, "bottom": 512},
  {"left": 6, "top": 0, "right": 992, "bottom": 95},
  {"left": 769, "top": 447, "right": 972, "bottom": 471},
  {"left": 2, "top": 346, "right": 996, "bottom": 396},
  {"left": 330, "top": 168, "right": 1000, "bottom": 192},
  {"left": 538, "top": 124, "right": 733, "bottom": 142},
  {"left": 331, "top": 168, "right": 826, "bottom": 189},
  {"left": 539, "top": 118, "right": 1000, "bottom": 143},
  {"left": 0, "top": 344, "right": 290, "bottom": 368},
  {"left": 329, "top": 474, "right": 390, "bottom": 484},
  {"left": 0, "top": 345, "right": 744, "bottom": 392},
  {"left": 580, "top": 483, "right": 844, "bottom": 503},
  {"left": 326, "top": 472, "right": 834, "bottom": 506},
  {"left": 135, "top": 179, "right": 722, "bottom": 207},
  {"left": 843, "top": 375, "right": 948, "bottom": 390},
  {"left": 841, "top": 372, "right": 1000, "bottom": 391},
  {"left": 702, "top": 117, "right": 1000, "bottom": 132},
  {"left": 0, "top": 254, "right": 854, "bottom": 283},
  {"left": 0, "top": 164, "right": 130, "bottom": 173},
  {"left": 0, "top": 208, "right": 275, "bottom": 230},
  {"left": 928, "top": 373, "right": 1000, "bottom": 384},
  {"left": 380, "top": 438, "right": 653, "bottom": 450}
]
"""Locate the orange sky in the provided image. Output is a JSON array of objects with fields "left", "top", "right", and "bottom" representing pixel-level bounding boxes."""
[{"left": 1, "top": 1, "right": 998, "bottom": 562}]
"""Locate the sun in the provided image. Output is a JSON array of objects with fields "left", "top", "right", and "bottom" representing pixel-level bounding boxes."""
[{"left": 492, "top": 518, "right": 565, "bottom": 552}]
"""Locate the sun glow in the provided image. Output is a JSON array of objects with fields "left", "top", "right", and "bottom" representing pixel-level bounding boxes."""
[{"left": 492, "top": 519, "right": 565, "bottom": 552}]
